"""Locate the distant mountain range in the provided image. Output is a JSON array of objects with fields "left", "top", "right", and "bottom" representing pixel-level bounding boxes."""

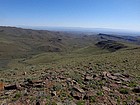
[{"left": 18, "top": 26, "right": 140, "bottom": 36}]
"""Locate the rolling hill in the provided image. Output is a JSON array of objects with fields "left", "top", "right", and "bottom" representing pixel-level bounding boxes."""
[{"left": 0, "top": 26, "right": 140, "bottom": 105}]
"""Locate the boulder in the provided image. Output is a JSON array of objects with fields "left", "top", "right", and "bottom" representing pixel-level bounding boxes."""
[
  {"left": 34, "top": 84, "right": 44, "bottom": 88},
  {"left": 4, "top": 83, "right": 21, "bottom": 90},
  {"left": 84, "top": 75, "right": 93, "bottom": 81},
  {"left": 122, "top": 74, "right": 130, "bottom": 78},
  {"left": 71, "top": 91, "right": 83, "bottom": 100},
  {"left": 102, "top": 86, "right": 110, "bottom": 91},
  {"left": 120, "top": 77, "right": 130, "bottom": 82},
  {"left": 106, "top": 73, "right": 118, "bottom": 80},
  {"left": 113, "top": 73, "right": 122, "bottom": 77},
  {"left": 132, "top": 86, "right": 140, "bottom": 93},
  {"left": 5, "top": 90, "right": 14, "bottom": 95},
  {"left": 73, "top": 85, "right": 85, "bottom": 93},
  {"left": 102, "top": 71, "right": 107, "bottom": 77},
  {"left": 51, "top": 91, "right": 57, "bottom": 96}
]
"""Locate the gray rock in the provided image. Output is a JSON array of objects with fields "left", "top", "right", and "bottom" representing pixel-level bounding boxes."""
[
  {"left": 132, "top": 86, "right": 140, "bottom": 93},
  {"left": 73, "top": 85, "right": 85, "bottom": 93},
  {"left": 84, "top": 75, "right": 93, "bottom": 81}
]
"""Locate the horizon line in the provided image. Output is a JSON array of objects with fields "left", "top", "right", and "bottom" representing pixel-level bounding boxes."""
[{"left": 0, "top": 25, "right": 140, "bottom": 33}]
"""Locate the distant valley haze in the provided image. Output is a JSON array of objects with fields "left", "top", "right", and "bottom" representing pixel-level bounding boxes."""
[{"left": 16, "top": 25, "right": 140, "bottom": 36}]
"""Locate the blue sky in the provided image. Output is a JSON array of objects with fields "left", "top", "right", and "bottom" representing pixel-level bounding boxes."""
[{"left": 0, "top": 0, "right": 140, "bottom": 31}]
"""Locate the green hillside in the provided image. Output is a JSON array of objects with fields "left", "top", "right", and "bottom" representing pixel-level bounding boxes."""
[{"left": 0, "top": 26, "right": 140, "bottom": 105}]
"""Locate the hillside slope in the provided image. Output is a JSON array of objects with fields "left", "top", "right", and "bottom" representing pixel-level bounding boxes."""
[
  {"left": 0, "top": 26, "right": 140, "bottom": 104},
  {"left": 0, "top": 26, "right": 139, "bottom": 68}
]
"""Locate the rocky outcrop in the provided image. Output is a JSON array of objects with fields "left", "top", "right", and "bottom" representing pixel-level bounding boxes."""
[
  {"left": 95, "top": 40, "right": 127, "bottom": 52},
  {"left": 0, "top": 71, "right": 139, "bottom": 105}
]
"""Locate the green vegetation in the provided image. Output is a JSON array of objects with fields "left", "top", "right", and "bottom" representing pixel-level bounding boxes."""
[
  {"left": 12, "top": 92, "right": 21, "bottom": 101},
  {"left": 76, "top": 100, "right": 85, "bottom": 105},
  {"left": 97, "top": 91, "right": 104, "bottom": 96},
  {"left": 128, "top": 82, "right": 137, "bottom": 87},
  {"left": 0, "top": 26, "right": 140, "bottom": 104},
  {"left": 136, "top": 97, "right": 140, "bottom": 103},
  {"left": 119, "top": 88, "right": 129, "bottom": 94},
  {"left": 89, "top": 96, "right": 96, "bottom": 103}
]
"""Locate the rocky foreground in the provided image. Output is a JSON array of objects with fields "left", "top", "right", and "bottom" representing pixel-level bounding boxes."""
[{"left": 0, "top": 67, "right": 140, "bottom": 105}]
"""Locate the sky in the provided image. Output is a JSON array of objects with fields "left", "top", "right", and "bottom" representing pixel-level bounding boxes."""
[{"left": 0, "top": 0, "right": 140, "bottom": 31}]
